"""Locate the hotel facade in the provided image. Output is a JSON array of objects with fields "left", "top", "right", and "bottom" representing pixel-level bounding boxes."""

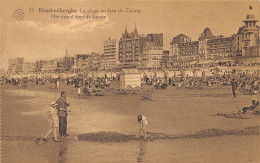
[
  {"left": 103, "top": 37, "right": 119, "bottom": 70},
  {"left": 169, "top": 12, "right": 260, "bottom": 68}
]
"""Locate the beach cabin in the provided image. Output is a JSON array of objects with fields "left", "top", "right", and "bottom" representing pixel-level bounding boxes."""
[
  {"left": 140, "top": 70, "right": 145, "bottom": 79},
  {"left": 97, "top": 72, "right": 106, "bottom": 78},
  {"left": 155, "top": 71, "right": 165, "bottom": 78},
  {"left": 183, "top": 70, "right": 194, "bottom": 77},
  {"left": 120, "top": 69, "right": 141, "bottom": 89},
  {"left": 194, "top": 70, "right": 203, "bottom": 77},
  {"left": 202, "top": 69, "right": 212, "bottom": 77},
  {"left": 165, "top": 70, "right": 175, "bottom": 78},
  {"left": 257, "top": 69, "right": 260, "bottom": 76}
]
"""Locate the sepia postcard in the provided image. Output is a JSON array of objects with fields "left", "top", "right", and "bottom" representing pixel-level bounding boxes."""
[{"left": 1, "top": 0, "right": 260, "bottom": 162}]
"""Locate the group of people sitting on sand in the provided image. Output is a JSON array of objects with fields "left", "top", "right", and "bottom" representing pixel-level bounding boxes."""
[{"left": 143, "top": 74, "right": 260, "bottom": 94}]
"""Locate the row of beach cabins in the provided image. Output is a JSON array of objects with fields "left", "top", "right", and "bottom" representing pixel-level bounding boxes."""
[
  {"left": 5, "top": 67, "right": 260, "bottom": 89},
  {"left": 7, "top": 66, "right": 260, "bottom": 79}
]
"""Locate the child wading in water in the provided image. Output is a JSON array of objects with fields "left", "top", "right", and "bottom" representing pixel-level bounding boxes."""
[
  {"left": 35, "top": 101, "right": 61, "bottom": 142},
  {"left": 137, "top": 115, "right": 148, "bottom": 139}
]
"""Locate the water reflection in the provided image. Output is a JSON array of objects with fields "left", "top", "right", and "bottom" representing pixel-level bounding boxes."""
[
  {"left": 56, "top": 142, "right": 68, "bottom": 163},
  {"left": 137, "top": 140, "right": 147, "bottom": 163}
]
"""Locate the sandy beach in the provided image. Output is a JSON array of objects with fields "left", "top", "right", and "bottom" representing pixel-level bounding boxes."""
[{"left": 1, "top": 82, "right": 260, "bottom": 163}]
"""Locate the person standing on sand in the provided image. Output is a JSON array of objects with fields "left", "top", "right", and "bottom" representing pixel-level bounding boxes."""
[
  {"left": 56, "top": 78, "right": 60, "bottom": 89},
  {"left": 35, "top": 101, "right": 60, "bottom": 142},
  {"left": 56, "top": 91, "right": 70, "bottom": 136},
  {"left": 231, "top": 78, "right": 238, "bottom": 97},
  {"left": 77, "top": 80, "right": 81, "bottom": 99},
  {"left": 137, "top": 115, "right": 148, "bottom": 139},
  {"left": 77, "top": 86, "right": 81, "bottom": 99}
]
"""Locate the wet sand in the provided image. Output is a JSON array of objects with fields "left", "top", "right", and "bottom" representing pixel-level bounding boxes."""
[{"left": 1, "top": 82, "right": 260, "bottom": 162}]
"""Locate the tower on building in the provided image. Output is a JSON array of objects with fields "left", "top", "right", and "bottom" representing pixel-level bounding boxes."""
[{"left": 241, "top": 8, "right": 259, "bottom": 57}]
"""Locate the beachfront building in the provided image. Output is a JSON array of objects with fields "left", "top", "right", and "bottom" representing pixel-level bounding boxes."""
[
  {"left": 74, "top": 53, "right": 103, "bottom": 71},
  {"left": 161, "top": 50, "right": 170, "bottom": 70},
  {"left": 169, "top": 34, "right": 189, "bottom": 68},
  {"left": 170, "top": 34, "right": 191, "bottom": 58},
  {"left": 63, "top": 55, "right": 75, "bottom": 72},
  {"left": 206, "top": 35, "right": 235, "bottom": 59},
  {"left": 237, "top": 13, "right": 260, "bottom": 57},
  {"left": 170, "top": 34, "right": 199, "bottom": 68},
  {"left": 141, "top": 44, "right": 164, "bottom": 70},
  {"left": 233, "top": 27, "right": 244, "bottom": 57},
  {"left": 141, "top": 34, "right": 164, "bottom": 70},
  {"left": 168, "top": 9, "right": 260, "bottom": 68},
  {"left": 147, "top": 33, "right": 163, "bottom": 47},
  {"left": 8, "top": 57, "right": 24, "bottom": 74},
  {"left": 207, "top": 35, "right": 236, "bottom": 66},
  {"left": 90, "top": 53, "right": 104, "bottom": 71},
  {"left": 36, "top": 59, "right": 59, "bottom": 73},
  {"left": 170, "top": 31, "right": 236, "bottom": 68},
  {"left": 22, "top": 62, "right": 36, "bottom": 73},
  {"left": 233, "top": 17, "right": 260, "bottom": 65},
  {"left": 179, "top": 41, "right": 199, "bottom": 62},
  {"left": 118, "top": 25, "right": 165, "bottom": 69},
  {"left": 198, "top": 28, "right": 214, "bottom": 60},
  {"left": 74, "top": 54, "right": 92, "bottom": 71},
  {"left": 118, "top": 26, "right": 142, "bottom": 68},
  {"left": 103, "top": 37, "right": 119, "bottom": 70}
]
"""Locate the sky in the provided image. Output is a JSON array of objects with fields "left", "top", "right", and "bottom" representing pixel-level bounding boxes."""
[{"left": 1, "top": 0, "right": 260, "bottom": 70}]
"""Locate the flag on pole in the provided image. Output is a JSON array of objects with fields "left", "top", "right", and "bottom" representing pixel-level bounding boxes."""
[{"left": 249, "top": 5, "right": 253, "bottom": 10}]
